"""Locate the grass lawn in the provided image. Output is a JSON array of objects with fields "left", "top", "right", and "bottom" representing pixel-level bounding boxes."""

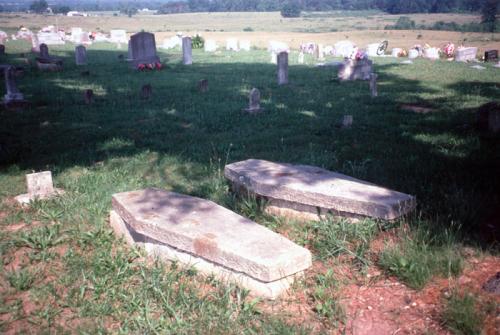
[{"left": 0, "top": 39, "right": 499, "bottom": 333}]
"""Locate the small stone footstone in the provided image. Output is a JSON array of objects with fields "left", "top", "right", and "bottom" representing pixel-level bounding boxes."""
[
  {"left": 111, "top": 188, "right": 312, "bottom": 299},
  {"left": 75, "top": 45, "right": 87, "bottom": 65},
  {"left": 369, "top": 73, "right": 378, "bottom": 97},
  {"left": 15, "top": 171, "right": 64, "bottom": 205},
  {"left": 84, "top": 89, "right": 93, "bottom": 105},
  {"left": 340, "top": 115, "right": 353, "bottom": 128},
  {"left": 140, "top": 84, "right": 152, "bottom": 100},
  {"left": 244, "top": 88, "right": 262, "bottom": 113},
  {"left": 224, "top": 159, "right": 416, "bottom": 221}
]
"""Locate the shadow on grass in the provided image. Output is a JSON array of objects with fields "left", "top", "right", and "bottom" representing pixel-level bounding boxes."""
[{"left": 0, "top": 46, "right": 499, "bottom": 243}]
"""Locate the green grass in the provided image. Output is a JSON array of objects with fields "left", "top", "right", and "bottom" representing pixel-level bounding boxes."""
[
  {"left": 442, "top": 290, "right": 486, "bottom": 335},
  {"left": 0, "top": 39, "right": 499, "bottom": 333}
]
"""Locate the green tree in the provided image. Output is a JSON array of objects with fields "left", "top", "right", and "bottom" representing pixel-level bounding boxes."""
[
  {"left": 29, "top": 0, "right": 48, "bottom": 14},
  {"left": 281, "top": 0, "right": 301, "bottom": 18},
  {"left": 53, "top": 6, "right": 71, "bottom": 15},
  {"left": 481, "top": 0, "right": 499, "bottom": 32}
]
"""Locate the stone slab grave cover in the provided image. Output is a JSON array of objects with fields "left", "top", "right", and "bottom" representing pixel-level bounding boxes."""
[
  {"left": 338, "top": 58, "right": 373, "bottom": 81},
  {"left": 127, "top": 32, "right": 160, "bottom": 68},
  {"left": 110, "top": 188, "right": 312, "bottom": 298},
  {"left": 225, "top": 159, "right": 416, "bottom": 221},
  {"left": 15, "top": 171, "right": 64, "bottom": 204},
  {"left": 455, "top": 47, "right": 478, "bottom": 62}
]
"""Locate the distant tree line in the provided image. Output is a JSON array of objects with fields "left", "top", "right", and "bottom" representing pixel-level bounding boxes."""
[{"left": 157, "top": 0, "right": 496, "bottom": 14}]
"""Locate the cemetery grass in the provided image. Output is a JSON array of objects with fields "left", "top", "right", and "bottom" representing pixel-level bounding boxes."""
[{"left": 0, "top": 41, "right": 500, "bottom": 333}]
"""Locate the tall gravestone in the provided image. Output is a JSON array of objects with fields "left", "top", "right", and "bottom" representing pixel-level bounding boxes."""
[
  {"left": 182, "top": 37, "right": 192, "bottom": 65},
  {"left": 277, "top": 52, "right": 288, "bottom": 85},
  {"left": 3, "top": 66, "right": 25, "bottom": 106},
  {"left": 75, "top": 45, "right": 87, "bottom": 65},
  {"left": 127, "top": 32, "right": 160, "bottom": 68},
  {"left": 0, "top": 45, "right": 5, "bottom": 56},
  {"left": 39, "top": 43, "right": 49, "bottom": 59}
]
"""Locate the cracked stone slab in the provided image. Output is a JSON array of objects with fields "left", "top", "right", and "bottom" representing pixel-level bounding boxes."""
[
  {"left": 111, "top": 188, "right": 312, "bottom": 283},
  {"left": 109, "top": 210, "right": 303, "bottom": 299},
  {"left": 224, "top": 159, "right": 416, "bottom": 221}
]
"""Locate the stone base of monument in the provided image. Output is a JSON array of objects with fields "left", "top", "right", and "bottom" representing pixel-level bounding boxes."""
[
  {"left": 110, "top": 188, "right": 312, "bottom": 299},
  {"left": 225, "top": 159, "right": 416, "bottom": 222},
  {"left": 36, "top": 58, "right": 63, "bottom": 71},
  {"left": 15, "top": 189, "right": 65, "bottom": 205}
]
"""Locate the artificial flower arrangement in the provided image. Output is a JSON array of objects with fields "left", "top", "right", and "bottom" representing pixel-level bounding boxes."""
[{"left": 137, "top": 62, "right": 163, "bottom": 71}]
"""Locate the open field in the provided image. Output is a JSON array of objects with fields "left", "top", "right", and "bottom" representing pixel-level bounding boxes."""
[
  {"left": 0, "top": 11, "right": 488, "bottom": 33},
  {"left": 1, "top": 10, "right": 500, "bottom": 335}
]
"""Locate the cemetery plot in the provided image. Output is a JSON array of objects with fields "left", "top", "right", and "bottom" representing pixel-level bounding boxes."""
[{"left": 225, "top": 159, "right": 416, "bottom": 221}]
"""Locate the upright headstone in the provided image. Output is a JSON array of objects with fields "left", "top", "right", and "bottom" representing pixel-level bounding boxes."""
[
  {"left": 3, "top": 66, "right": 26, "bottom": 107},
  {"left": 271, "top": 51, "right": 277, "bottom": 64},
  {"left": 277, "top": 52, "right": 288, "bottom": 85},
  {"left": 298, "top": 51, "right": 304, "bottom": 64},
  {"left": 485, "top": 50, "right": 499, "bottom": 62},
  {"left": 127, "top": 32, "right": 160, "bottom": 68},
  {"left": 75, "top": 45, "right": 87, "bottom": 65},
  {"left": 141, "top": 84, "right": 152, "bottom": 100},
  {"left": 0, "top": 45, "right": 5, "bottom": 56},
  {"left": 338, "top": 59, "right": 373, "bottom": 81},
  {"left": 240, "top": 40, "right": 251, "bottom": 51},
  {"left": 341, "top": 115, "right": 353, "bottom": 128},
  {"left": 198, "top": 79, "right": 208, "bottom": 93},
  {"left": 244, "top": 88, "right": 262, "bottom": 113},
  {"left": 39, "top": 43, "right": 49, "bottom": 59},
  {"left": 455, "top": 47, "right": 478, "bottom": 62},
  {"left": 84, "top": 89, "right": 93, "bottom": 105},
  {"left": 318, "top": 44, "right": 325, "bottom": 61},
  {"left": 15, "top": 171, "right": 64, "bottom": 204},
  {"left": 226, "top": 38, "right": 239, "bottom": 51},
  {"left": 182, "top": 37, "right": 192, "bottom": 65},
  {"left": 370, "top": 73, "right": 378, "bottom": 97},
  {"left": 204, "top": 39, "right": 217, "bottom": 52}
]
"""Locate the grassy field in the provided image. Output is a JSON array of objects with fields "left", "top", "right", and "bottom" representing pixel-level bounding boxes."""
[{"left": 0, "top": 18, "right": 499, "bottom": 334}]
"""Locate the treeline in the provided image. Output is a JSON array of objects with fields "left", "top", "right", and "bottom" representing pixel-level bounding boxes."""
[{"left": 158, "top": 0, "right": 495, "bottom": 14}]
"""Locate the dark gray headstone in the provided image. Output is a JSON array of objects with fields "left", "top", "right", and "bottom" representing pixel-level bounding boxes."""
[
  {"left": 75, "top": 45, "right": 87, "bottom": 65},
  {"left": 0, "top": 45, "right": 5, "bottom": 56},
  {"left": 198, "top": 79, "right": 208, "bottom": 93},
  {"left": 128, "top": 32, "right": 160, "bottom": 68},
  {"left": 3, "top": 66, "right": 27, "bottom": 107},
  {"left": 370, "top": 73, "right": 378, "bottom": 97},
  {"left": 182, "top": 37, "right": 192, "bottom": 65},
  {"left": 485, "top": 50, "right": 498, "bottom": 62},
  {"left": 277, "top": 52, "right": 288, "bottom": 85},
  {"left": 244, "top": 88, "right": 262, "bottom": 113},
  {"left": 39, "top": 43, "right": 49, "bottom": 59}
]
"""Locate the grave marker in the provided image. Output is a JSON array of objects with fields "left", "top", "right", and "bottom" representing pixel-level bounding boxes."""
[
  {"left": 110, "top": 188, "right": 312, "bottom": 298},
  {"left": 485, "top": 50, "right": 499, "bottom": 62},
  {"left": 182, "top": 37, "right": 192, "bottom": 65},
  {"left": 298, "top": 51, "right": 304, "bottom": 64},
  {"left": 0, "top": 45, "right": 5, "bottom": 56},
  {"left": 455, "top": 47, "right": 477, "bottom": 62},
  {"left": 15, "top": 171, "right": 64, "bottom": 204},
  {"left": 2, "top": 65, "right": 27, "bottom": 108},
  {"left": 39, "top": 43, "right": 49, "bottom": 59},
  {"left": 341, "top": 115, "right": 353, "bottom": 128},
  {"left": 225, "top": 159, "right": 416, "bottom": 221},
  {"left": 141, "top": 84, "right": 152, "bottom": 100},
  {"left": 244, "top": 88, "right": 262, "bottom": 113},
  {"left": 75, "top": 45, "right": 87, "bottom": 65},
  {"left": 277, "top": 52, "right": 288, "bottom": 85},
  {"left": 198, "top": 79, "right": 208, "bottom": 93},
  {"left": 84, "top": 89, "right": 93, "bottom": 105},
  {"left": 127, "top": 32, "right": 160, "bottom": 68},
  {"left": 370, "top": 73, "right": 378, "bottom": 97},
  {"left": 338, "top": 59, "right": 373, "bottom": 81}
]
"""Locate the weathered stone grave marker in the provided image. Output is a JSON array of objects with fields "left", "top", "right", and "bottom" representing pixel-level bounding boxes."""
[
  {"left": 244, "top": 88, "right": 262, "bottom": 113},
  {"left": 0, "top": 45, "right": 5, "bottom": 56},
  {"left": 370, "top": 73, "right": 378, "bottom": 97},
  {"left": 477, "top": 102, "right": 500, "bottom": 134},
  {"left": 298, "top": 51, "right": 304, "bottom": 64},
  {"left": 35, "top": 43, "right": 63, "bottom": 71},
  {"left": 341, "top": 115, "right": 353, "bottom": 128},
  {"left": 182, "top": 37, "right": 192, "bottom": 65},
  {"left": 141, "top": 84, "right": 152, "bottom": 99},
  {"left": 338, "top": 58, "right": 373, "bottom": 81},
  {"left": 277, "top": 52, "right": 288, "bottom": 85},
  {"left": 39, "top": 43, "right": 49, "bottom": 59},
  {"left": 2, "top": 65, "right": 27, "bottom": 108},
  {"left": 110, "top": 188, "right": 312, "bottom": 298},
  {"left": 127, "top": 32, "right": 160, "bottom": 68},
  {"left": 84, "top": 89, "right": 93, "bottom": 105},
  {"left": 225, "top": 159, "right": 416, "bottom": 221},
  {"left": 455, "top": 47, "right": 477, "bottom": 62},
  {"left": 270, "top": 51, "right": 277, "bottom": 64},
  {"left": 485, "top": 50, "right": 499, "bottom": 62},
  {"left": 75, "top": 45, "right": 87, "bottom": 65},
  {"left": 15, "top": 171, "right": 64, "bottom": 204},
  {"left": 198, "top": 79, "right": 208, "bottom": 93}
]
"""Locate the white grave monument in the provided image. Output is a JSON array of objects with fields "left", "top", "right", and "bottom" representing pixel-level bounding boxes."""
[{"left": 15, "top": 171, "right": 64, "bottom": 204}]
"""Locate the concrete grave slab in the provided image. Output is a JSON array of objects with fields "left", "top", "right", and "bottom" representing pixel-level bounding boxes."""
[
  {"left": 110, "top": 210, "right": 303, "bottom": 299},
  {"left": 111, "top": 188, "right": 311, "bottom": 297},
  {"left": 225, "top": 159, "right": 416, "bottom": 221}
]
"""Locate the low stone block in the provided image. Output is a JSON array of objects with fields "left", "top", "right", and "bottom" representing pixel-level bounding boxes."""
[
  {"left": 224, "top": 159, "right": 416, "bottom": 221},
  {"left": 111, "top": 188, "right": 311, "bottom": 285},
  {"left": 109, "top": 210, "right": 303, "bottom": 299},
  {"left": 15, "top": 171, "right": 64, "bottom": 204}
]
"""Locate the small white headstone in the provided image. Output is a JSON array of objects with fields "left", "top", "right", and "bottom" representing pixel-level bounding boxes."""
[
  {"left": 298, "top": 51, "right": 304, "bottom": 64},
  {"left": 226, "top": 38, "right": 239, "bottom": 51},
  {"left": 204, "top": 39, "right": 217, "bottom": 52},
  {"left": 239, "top": 40, "right": 251, "bottom": 51},
  {"left": 15, "top": 171, "right": 64, "bottom": 204}
]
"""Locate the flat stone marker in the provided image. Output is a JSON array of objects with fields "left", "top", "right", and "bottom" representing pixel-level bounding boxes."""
[
  {"left": 111, "top": 188, "right": 312, "bottom": 298},
  {"left": 225, "top": 159, "right": 416, "bottom": 221},
  {"left": 15, "top": 171, "right": 64, "bottom": 204},
  {"left": 182, "top": 37, "right": 192, "bottom": 65},
  {"left": 75, "top": 45, "right": 87, "bottom": 65},
  {"left": 277, "top": 51, "right": 288, "bottom": 85},
  {"left": 244, "top": 88, "right": 262, "bottom": 113}
]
